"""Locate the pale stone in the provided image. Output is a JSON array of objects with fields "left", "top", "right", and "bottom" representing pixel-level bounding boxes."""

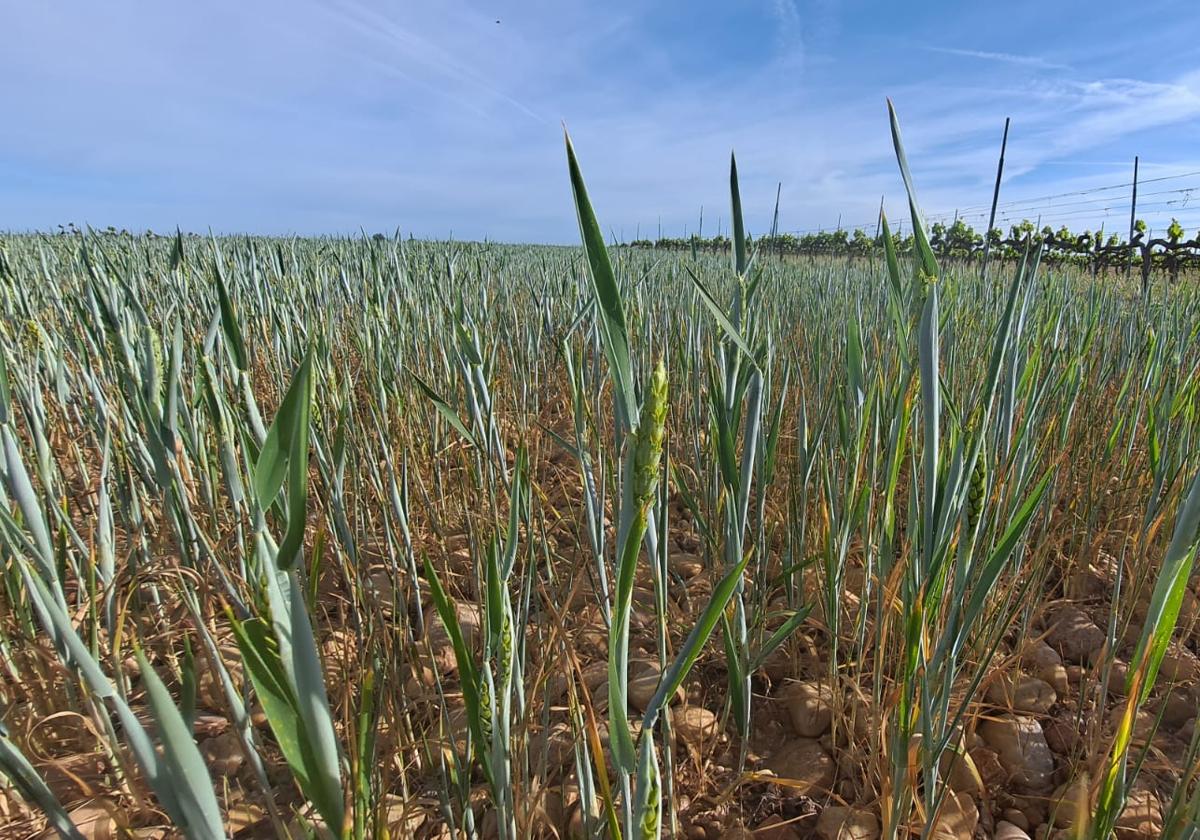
[
  {"left": 1115, "top": 789, "right": 1163, "bottom": 840},
  {"left": 986, "top": 672, "right": 1057, "bottom": 714},
  {"left": 1159, "top": 642, "right": 1200, "bottom": 682},
  {"left": 381, "top": 795, "right": 427, "bottom": 837},
  {"left": 928, "top": 789, "right": 977, "bottom": 840},
  {"left": 815, "top": 805, "right": 880, "bottom": 840},
  {"left": 763, "top": 738, "right": 836, "bottom": 794},
  {"left": 198, "top": 730, "right": 244, "bottom": 776},
  {"left": 979, "top": 714, "right": 1056, "bottom": 792},
  {"left": 1049, "top": 778, "right": 1088, "bottom": 828},
  {"left": 1043, "top": 605, "right": 1105, "bottom": 664},
  {"left": 783, "top": 680, "right": 834, "bottom": 737},
  {"left": 995, "top": 821, "right": 1033, "bottom": 840},
  {"left": 672, "top": 706, "right": 721, "bottom": 747},
  {"left": 424, "top": 600, "right": 480, "bottom": 675},
  {"left": 755, "top": 814, "right": 802, "bottom": 840}
]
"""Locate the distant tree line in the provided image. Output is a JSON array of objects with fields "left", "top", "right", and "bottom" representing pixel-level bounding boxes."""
[{"left": 628, "top": 217, "right": 1200, "bottom": 285}]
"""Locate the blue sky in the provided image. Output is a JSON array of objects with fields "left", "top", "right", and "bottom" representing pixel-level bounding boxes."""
[{"left": 3, "top": 1, "right": 1199, "bottom": 242}]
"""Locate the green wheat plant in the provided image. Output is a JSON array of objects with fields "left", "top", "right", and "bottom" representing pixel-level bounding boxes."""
[{"left": 0, "top": 104, "right": 1198, "bottom": 840}]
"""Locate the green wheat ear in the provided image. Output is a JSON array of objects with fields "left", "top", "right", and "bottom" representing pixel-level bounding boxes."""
[
  {"left": 966, "top": 411, "right": 987, "bottom": 532},
  {"left": 635, "top": 733, "right": 662, "bottom": 840},
  {"left": 632, "top": 360, "right": 668, "bottom": 508}
]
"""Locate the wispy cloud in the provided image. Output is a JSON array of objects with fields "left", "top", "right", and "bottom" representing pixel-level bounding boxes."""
[
  {"left": 925, "top": 46, "right": 1069, "bottom": 71},
  {"left": 0, "top": 1, "right": 1198, "bottom": 240},
  {"left": 322, "top": 0, "right": 549, "bottom": 124}
]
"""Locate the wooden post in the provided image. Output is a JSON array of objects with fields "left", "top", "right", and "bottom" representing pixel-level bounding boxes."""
[
  {"left": 771, "top": 183, "right": 782, "bottom": 261},
  {"left": 1127, "top": 155, "right": 1139, "bottom": 282},
  {"left": 981, "top": 117, "right": 1010, "bottom": 283}
]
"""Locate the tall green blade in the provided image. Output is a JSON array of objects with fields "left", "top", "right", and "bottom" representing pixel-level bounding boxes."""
[
  {"left": 135, "top": 650, "right": 224, "bottom": 840},
  {"left": 0, "top": 727, "right": 86, "bottom": 840},
  {"left": 286, "top": 575, "right": 345, "bottom": 833},
  {"left": 1128, "top": 467, "right": 1200, "bottom": 701},
  {"left": 213, "top": 261, "right": 248, "bottom": 372},
  {"left": 645, "top": 552, "right": 750, "bottom": 728},
  {"left": 730, "top": 153, "right": 747, "bottom": 277},
  {"left": 229, "top": 615, "right": 313, "bottom": 792},
  {"left": 254, "top": 349, "right": 314, "bottom": 570},
  {"left": 565, "top": 131, "right": 637, "bottom": 428},
  {"left": 886, "top": 99, "right": 938, "bottom": 282}
]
